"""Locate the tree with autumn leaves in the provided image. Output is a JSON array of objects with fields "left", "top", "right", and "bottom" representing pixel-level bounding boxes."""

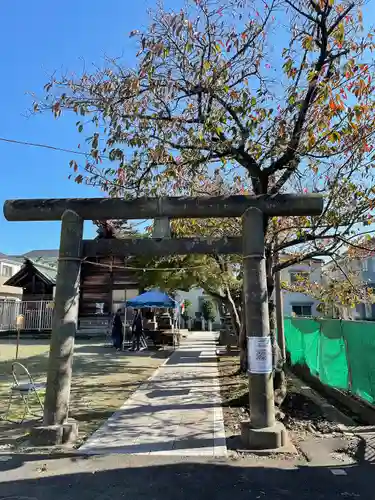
[
  {"left": 35, "top": 0, "right": 375, "bottom": 375},
  {"left": 136, "top": 173, "right": 243, "bottom": 336}
]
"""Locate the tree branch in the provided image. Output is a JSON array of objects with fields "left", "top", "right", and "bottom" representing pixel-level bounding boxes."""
[
  {"left": 327, "top": 3, "right": 355, "bottom": 35},
  {"left": 265, "top": 6, "right": 332, "bottom": 191},
  {"left": 283, "top": 0, "right": 318, "bottom": 23},
  {"left": 273, "top": 249, "right": 333, "bottom": 273}
]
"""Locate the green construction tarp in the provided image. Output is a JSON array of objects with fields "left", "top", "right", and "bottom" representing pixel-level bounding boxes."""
[
  {"left": 341, "top": 321, "right": 375, "bottom": 403},
  {"left": 284, "top": 317, "right": 367, "bottom": 399}
]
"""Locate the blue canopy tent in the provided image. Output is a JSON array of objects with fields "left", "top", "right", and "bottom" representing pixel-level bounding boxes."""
[
  {"left": 124, "top": 289, "right": 181, "bottom": 349},
  {"left": 126, "top": 289, "right": 178, "bottom": 308}
]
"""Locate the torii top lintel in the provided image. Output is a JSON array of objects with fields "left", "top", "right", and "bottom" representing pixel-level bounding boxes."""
[{"left": 3, "top": 194, "right": 323, "bottom": 222}]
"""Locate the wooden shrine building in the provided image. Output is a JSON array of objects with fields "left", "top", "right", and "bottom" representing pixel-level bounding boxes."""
[
  {"left": 5, "top": 255, "right": 140, "bottom": 317},
  {"left": 78, "top": 256, "right": 140, "bottom": 316},
  {"left": 4, "top": 258, "right": 56, "bottom": 302}
]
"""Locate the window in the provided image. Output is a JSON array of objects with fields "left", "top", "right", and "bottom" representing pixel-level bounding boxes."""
[
  {"left": 1, "top": 265, "right": 12, "bottom": 277},
  {"left": 289, "top": 271, "right": 310, "bottom": 284},
  {"left": 362, "top": 260, "right": 369, "bottom": 272},
  {"left": 292, "top": 304, "right": 312, "bottom": 317}
]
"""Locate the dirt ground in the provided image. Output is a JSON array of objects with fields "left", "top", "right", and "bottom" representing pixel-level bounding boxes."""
[
  {"left": 216, "top": 352, "right": 249, "bottom": 439},
  {"left": 217, "top": 352, "right": 363, "bottom": 463},
  {"left": 0, "top": 338, "right": 170, "bottom": 451}
]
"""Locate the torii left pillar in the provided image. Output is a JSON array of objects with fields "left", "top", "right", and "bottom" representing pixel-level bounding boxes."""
[{"left": 30, "top": 210, "right": 83, "bottom": 445}]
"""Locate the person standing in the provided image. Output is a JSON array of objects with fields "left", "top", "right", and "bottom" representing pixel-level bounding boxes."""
[
  {"left": 131, "top": 308, "right": 143, "bottom": 351},
  {"left": 112, "top": 309, "right": 123, "bottom": 351}
]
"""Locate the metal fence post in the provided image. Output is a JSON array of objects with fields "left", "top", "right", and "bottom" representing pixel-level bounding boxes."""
[{"left": 38, "top": 300, "right": 43, "bottom": 331}]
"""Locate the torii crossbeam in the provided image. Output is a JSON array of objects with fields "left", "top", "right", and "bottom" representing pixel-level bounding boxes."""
[{"left": 3, "top": 194, "right": 323, "bottom": 449}]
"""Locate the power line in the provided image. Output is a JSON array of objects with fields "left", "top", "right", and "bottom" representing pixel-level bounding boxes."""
[
  {"left": 0, "top": 136, "right": 92, "bottom": 157},
  {"left": 84, "top": 258, "right": 206, "bottom": 272}
]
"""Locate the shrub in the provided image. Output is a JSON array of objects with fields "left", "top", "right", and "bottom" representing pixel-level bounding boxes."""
[{"left": 201, "top": 299, "right": 216, "bottom": 322}]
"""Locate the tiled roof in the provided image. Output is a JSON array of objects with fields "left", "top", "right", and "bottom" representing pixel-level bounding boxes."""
[
  {"left": 28, "top": 259, "right": 57, "bottom": 284},
  {"left": 4, "top": 250, "right": 58, "bottom": 269},
  {"left": 3, "top": 257, "right": 58, "bottom": 287},
  {"left": 23, "top": 249, "right": 59, "bottom": 259},
  {"left": 6, "top": 250, "right": 58, "bottom": 265},
  {"left": 0, "top": 253, "right": 24, "bottom": 265}
]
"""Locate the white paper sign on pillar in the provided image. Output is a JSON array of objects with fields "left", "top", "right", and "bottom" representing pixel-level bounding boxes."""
[{"left": 248, "top": 336, "right": 272, "bottom": 374}]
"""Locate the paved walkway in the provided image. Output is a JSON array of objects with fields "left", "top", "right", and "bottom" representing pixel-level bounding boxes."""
[{"left": 79, "top": 331, "right": 227, "bottom": 456}]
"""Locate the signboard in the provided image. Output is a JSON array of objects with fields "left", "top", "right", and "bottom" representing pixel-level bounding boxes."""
[
  {"left": 15, "top": 314, "right": 25, "bottom": 360},
  {"left": 16, "top": 314, "right": 25, "bottom": 330},
  {"left": 248, "top": 336, "right": 272, "bottom": 374}
]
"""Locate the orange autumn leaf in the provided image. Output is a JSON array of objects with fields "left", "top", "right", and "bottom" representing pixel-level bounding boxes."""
[{"left": 340, "top": 89, "right": 347, "bottom": 99}]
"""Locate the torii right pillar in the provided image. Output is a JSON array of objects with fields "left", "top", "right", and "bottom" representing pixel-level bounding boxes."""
[{"left": 241, "top": 207, "right": 287, "bottom": 449}]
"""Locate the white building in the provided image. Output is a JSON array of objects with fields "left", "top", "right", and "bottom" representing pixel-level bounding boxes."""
[
  {"left": 280, "top": 257, "right": 323, "bottom": 317},
  {"left": 0, "top": 254, "right": 23, "bottom": 300},
  {"left": 176, "top": 288, "right": 221, "bottom": 322},
  {"left": 323, "top": 252, "right": 375, "bottom": 320},
  {"left": 176, "top": 257, "right": 323, "bottom": 322}
]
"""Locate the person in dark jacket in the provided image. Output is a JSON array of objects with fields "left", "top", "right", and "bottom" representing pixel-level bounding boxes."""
[
  {"left": 112, "top": 309, "right": 123, "bottom": 351},
  {"left": 131, "top": 309, "right": 143, "bottom": 351}
]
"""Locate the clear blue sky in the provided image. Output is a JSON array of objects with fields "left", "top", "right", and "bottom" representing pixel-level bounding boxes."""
[{"left": 0, "top": 0, "right": 179, "bottom": 255}]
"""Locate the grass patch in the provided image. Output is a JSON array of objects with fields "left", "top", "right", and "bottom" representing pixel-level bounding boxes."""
[{"left": 0, "top": 339, "right": 170, "bottom": 449}]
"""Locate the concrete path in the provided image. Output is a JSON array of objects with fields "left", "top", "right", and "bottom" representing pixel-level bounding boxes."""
[{"left": 79, "top": 331, "right": 227, "bottom": 456}]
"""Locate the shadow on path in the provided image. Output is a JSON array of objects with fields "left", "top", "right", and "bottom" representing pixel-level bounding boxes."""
[{"left": 0, "top": 455, "right": 372, "bottom": 499}]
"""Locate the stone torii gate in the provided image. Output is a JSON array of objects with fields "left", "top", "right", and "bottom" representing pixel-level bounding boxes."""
[{"left": 3, "top": 193, "right": 323, "bottom": 449}]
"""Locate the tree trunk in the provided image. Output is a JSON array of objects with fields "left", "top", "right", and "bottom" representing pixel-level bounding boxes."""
[
  {"left": 225, "top": 286, "right": 241, "bottom": 337},
  {"left": 220, "top": 287, "right": 247, "bottom": 372},
  {"left": 268, "top": 299, "right": 281, "bottom": 370},
  {"left": 205, "top": 287, "right": 243, "bottom": 362},
  {"left": 267, "top": 270, "right": 287, "bottom": 406}
]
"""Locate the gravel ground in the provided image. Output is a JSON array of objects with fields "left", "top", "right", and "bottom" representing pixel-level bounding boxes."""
[{"left": 217, "top": 353, "right": 362, "bottom": 463}]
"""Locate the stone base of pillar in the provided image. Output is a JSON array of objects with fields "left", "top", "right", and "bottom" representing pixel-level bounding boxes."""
[
  {"left": 241, "top": 421, "right": 288, "bottom": 450},
  {"left": 29, "top": 420, "right": 78, "bottom": 446}
]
